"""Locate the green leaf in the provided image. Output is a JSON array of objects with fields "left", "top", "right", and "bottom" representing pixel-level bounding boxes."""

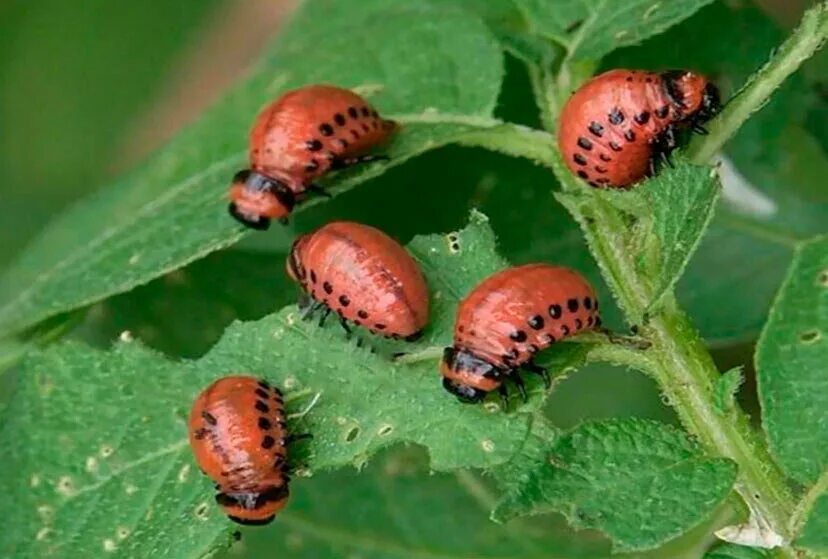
[
  {"left": 0, "top": 212, "right": 597, "bottom": 558},
  {"left": 714, "top": 367, "right": 744, "bottom": 416},
  {"left": 445, "top": 0, "right": 563, "bottom": 67},
  {"left": 223, "top": 448, "right": 740, "bottom": 559},
  {"left": 78, "top": 249, "right": 294, "bottom": 358},
  {"left": 493, "top": 418, "right": 737, "bottom": 552},
  {"left": 218, "top": 447, "right": 614, "bottom": 559},
  {"left": 795, "top": 493, "right": 828, "bottom": 553},
  {"left": 490, "top": 415, "right": 559, "bottom": 500},
  {"left": 0, "top": 0, "right": 504, "bottom": 338},
  {"left": 641, "top": 161, "right": 721, "bottom": 312},
  {"left": 515, "top": 0, "right": 715, "bottom": 63},
  {"left": 704, "top": 543, "right": 768, "bottom": 559},
  {"left": 756, "top": 235, "right": 828, "bottom": 485}
]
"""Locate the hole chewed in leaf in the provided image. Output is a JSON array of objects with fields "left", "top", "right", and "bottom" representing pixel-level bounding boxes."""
[
  {"left": 446, "top": 233, "right": 461, "bottom": 254},
  {"left": 36, "top": 528, "right": 51, "bottom": 542},
  {"left": 194, "top": 502, "right": 210, "bottom": 520},
  {"left": 345, "top": 426, "right": 360, "bottom": 442},
  {"left": 799, "top": 330, "right": 821, "bottom": 344}
]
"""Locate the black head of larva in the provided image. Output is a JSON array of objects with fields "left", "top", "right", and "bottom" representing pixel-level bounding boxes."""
[
  {"left": 695, "top": 82, "right": 721, "bottom": 123},
  {"left": 660, "top": 70, "right": 721, "bottom": 124},
  {"left": 442, "top": 378, "right": 487, "bottom": 403}
]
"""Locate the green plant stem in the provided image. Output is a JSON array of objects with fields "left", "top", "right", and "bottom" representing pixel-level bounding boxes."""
[
  {"left": 456, "top": 9, "right": 828, "bottom": 553},
  {"left": 393, "top": 346, "right": 444, "bottom": 365},
  {"left": 472, "top": 11, "right": 828, "bottom": 556},
  {"left": 459, "top": 123, "right": 557, "bottom": 166},
  {"left": 563, "top": 170, "right": 799, "bottom": 559},
  {"left": 686, "top": 1, "right": 828, "bottom": 163}
]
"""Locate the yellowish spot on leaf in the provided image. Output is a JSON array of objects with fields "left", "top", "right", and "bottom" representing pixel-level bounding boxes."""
[
  {"left": 483, "top": 402, "right": 501, "bottom": 414},
  {"left": 643, "top": 3, "right": 660, "bottom": 19},
  {"left": 481, "top": 439, "right": 495, "bottom": 452},
  {"left": 351, "top": 83, "right": 384, "bottom": 97},
  {"left": 178, "top": 464, "right": 190, "bottom": 483},
  {"left": 37, "top": 505, "right": 53, "bottom": 520},
  {"left": 293, "top": 467, "right": 313, "bottom": 478},
  {"left": 56, "top": 476, "right": 75, "bottom": 497},
  {"left": 36, "top": 527, "right": 51, "bottom": 542}
]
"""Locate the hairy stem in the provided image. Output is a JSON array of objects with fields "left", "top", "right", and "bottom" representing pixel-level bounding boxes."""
[
  {"left": 556, "top": 157, "right": 799, "bottom": 559},
  {"left": 395, "top": 337, "right": 651, "bottom": 374},
  {"left": 687, "top": 1, "right": 828, "bottom": 163},
  {"left": 461, "top": 118, "right": 803, "bottom": 549},
  {"left": 476, "top": 7, "right": 828, "bottom": 557},
  {"left": 455, "top": 8, "right": 828, "bottom": 553}
]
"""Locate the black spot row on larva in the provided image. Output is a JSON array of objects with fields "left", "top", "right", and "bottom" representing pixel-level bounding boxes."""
[{"left": 308, "top": 270, "right": 387, "bottom": 333}]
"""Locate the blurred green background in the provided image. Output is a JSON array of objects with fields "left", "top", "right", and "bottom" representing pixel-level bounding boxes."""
[{"left": 0, "top": 0, "right": 823, "bottom": 557}]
